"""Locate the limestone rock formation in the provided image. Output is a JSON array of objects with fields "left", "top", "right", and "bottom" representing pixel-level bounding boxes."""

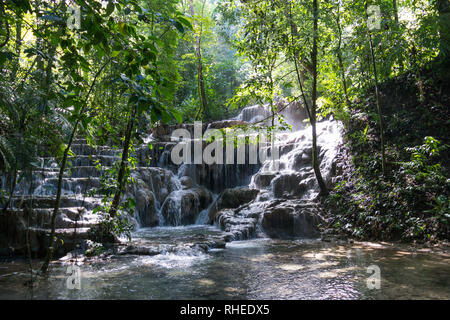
[
  {"left": 208, "top": 187, "right": 259, "bottom": 223},
  {"left": 161, "top": 186, "right": 213, "bottom": 226},
  {"left": 261, "top": 200, "right": 323, "bottom": 238}
]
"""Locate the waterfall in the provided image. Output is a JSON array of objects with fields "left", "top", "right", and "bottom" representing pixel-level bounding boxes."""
[
  {"left": 137, "top": 99, "right": 343, "bottom": 237},
  {"left": 0, "top": 99, "right": 343, "bottom": 259}
]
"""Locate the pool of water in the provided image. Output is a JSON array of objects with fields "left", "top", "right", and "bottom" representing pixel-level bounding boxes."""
[{"left": 0, "top": 226, "right": 448, "bottom": 300}]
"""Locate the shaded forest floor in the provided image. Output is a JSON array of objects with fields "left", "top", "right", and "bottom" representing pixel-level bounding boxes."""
[{"left": 324, "top": 63, "right": 450, "bottom": 243}]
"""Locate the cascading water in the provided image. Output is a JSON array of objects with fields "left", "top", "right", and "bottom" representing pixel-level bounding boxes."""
[
  {"left": 0, "top": 99, "right": 343, "bottom": 261},
  {"left": 133, "top": 99, "right": 343, "bottom": 243}
]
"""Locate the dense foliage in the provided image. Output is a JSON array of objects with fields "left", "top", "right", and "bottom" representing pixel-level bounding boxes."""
[{"left": 326, "top": 67, "right": 449, "bottom": 242}]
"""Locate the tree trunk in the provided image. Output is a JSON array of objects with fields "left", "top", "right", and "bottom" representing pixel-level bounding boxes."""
[
  {"left": 365, "top": 0, "right": 387, "bottom": 176},
  {"left": 40, "top": 124, "right": 76, "bottom": 274},
  {"left": 311, "top": 0, "right": 328, "bottom": 196},
  {"left": 393, "top": 0, "right": 399, "bottom": 24},
  {"left": 25, "top": 167, "right": 34, "bottom": 289},
  {"left": 189, "top": 0, "right": 208, "bottom": 120},
  {"left": 437, "top": 0, "right": 450, "bottom": 72},
  {"left": 288, "top": 0, "right": 327, "bottom": 195},
  {"left": 335, "top": 6, "right": 351, "bottom": 107},
  {"left": 10, "top": 19, "right": 21, "bottom": 82},
  {"left": 2, "top": 165, "right": 17, "bottom": 214},
  {"left": 108, "top": 104, "right": 137, "bottom": 218}
]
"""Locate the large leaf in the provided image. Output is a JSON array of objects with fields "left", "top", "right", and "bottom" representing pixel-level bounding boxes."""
[
  {"left": 176, "top": 16, "right": 193, "bottom": 31},
  {"left": 105, "top": 1, "right": 115, "bottom": 16}
]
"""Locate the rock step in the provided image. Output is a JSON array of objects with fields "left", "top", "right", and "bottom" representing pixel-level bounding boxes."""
[
  {"left": 28, "top": 166, "right": 106, "bottom": 178},
  {"left": 10, "top": 196, "right": 103, "bottom": 210},
  {"left": 30, "top": 178, "right": 101, "bottom": 196},
  {"left": 37, "top": 155, "right": 120, "bottom": 167},
  {"left": 65, "top": 166, "right": 104, "bottom": 178},
  {"left": 71, "top": 155, "right": 120, "bottom": 166},
  {"left": 29, "top": 226, "right": 91, "bottom": 236},
  {"left": 214, "top": 209, "right": 259, "bottom": 241},
  {"left": 6, "top": 207, "right": 99, "bottom": 229},
  {"left": 39, "top": 176, "right": 101, "bottom": 189},
  {"left": 28, "top": 227, "right": 91, "bottom": 256},
  {"left": 70, "top": 144, "right": 120, "bottom": 156}
]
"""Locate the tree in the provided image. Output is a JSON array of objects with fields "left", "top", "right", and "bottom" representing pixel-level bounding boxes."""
[
  {"left": 285, "top": 0, "right": 329, "bottom": 195},
  {"left": 189, "top": 0, "right": 209, "bottom": 120},
  {"left": 364, "top": 0, "right": 387, "bottom": 176},
  {"left": 437, "top": 0, "right": 450, "bottom": 73},
  {"left": 310, "top": 0, "right": 329, "bottom": 195},
  {"left": 331, "top": 0, "right": 351, "bottom": 107}
]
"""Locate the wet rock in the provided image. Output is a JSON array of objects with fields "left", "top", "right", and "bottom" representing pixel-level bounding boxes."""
[
  {"left": 261, "top": 200, "right": 322, "bottom": 238},
  {"left": 181, "top": 160, "right": 260, "bottom": 194},
  {"left": 161, "top": 190, "right": 199, "bottom": 226},
  {"left": 291, "top": 150, "right": 311, "bottom": 170},
  {"left": 251, "top": 172, "right": 276, "bottom": 189},
  {"left": 131, "top": 167, "right": 178, "bottom": 205},
  {"left": 119, "top": 244, "right": 161, "bottom": 256},
  {"left": 180, "top": 176, "right": 193, "bottom": 189},
  {"left": 235, "top": 99, "right": 308, "bottom": 129},
  {"left": 161, "top": 187, "right": 212, "bottom": 226},
  {"left": 190, "top": 186, "right": 213, "bottom": 209},
  {"left": 212, "top": 200, "right": 268, "bottom": 241},
  {"left": 208, "top": 187, "right": 259, "bottom": 223},
  {"left": 270, "top": 173, "right": 307, "bottom": 199},
  {"left": 194, "top": 238, "right": 226, "bottom": 252},
  {"left": 207, "top": 120, "right": 249, "bottom": 130},
  {"left": 214, "top": 209, "right": 258, "bottom": 240},
  {"left": 135, "top": 189, "right": 158, "bottom": 227},
  {"left": 210, "top": 239, "right": 226, "bottom": 249}
]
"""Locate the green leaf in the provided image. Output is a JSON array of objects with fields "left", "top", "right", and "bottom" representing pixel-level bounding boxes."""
[
  {"left": 170, "top": 108, "right": 182, "bottom": 123},
  {"left": 105, "top": 1, "right": 115, "bottom": 16},
  {"left": 176, "top": 16, "right": 193, "bottom": 31},
  {"left": 171, "top": 20, "right": 184, "bottom": 33},
  {"left": 111, "top": 50, "right": 121, "bottom": 57}
]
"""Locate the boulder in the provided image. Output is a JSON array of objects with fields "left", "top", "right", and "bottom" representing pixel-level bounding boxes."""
[
  {"left": 208, "top": 187, "right": 259, "bottom": 223},
  {"left": 291, "top": 150, "right": 311, "bottom": 171},
  {"left": 251, "top": 172, "right": 276, "bottom": 189},
  {"left": 270, "top": 173, "right": 307, "bottom": 199},
  {"left": 261, "top": 200, "right": 322, "bottom": 238},
  {"left": 180, "top": 176, "right": 193, "bottom": 189},
  {"left": 215, "top": 209, "right": 257, "bottom": 240},
  {"left": 190, "top": 186, "right": 213, "bottom": 208},
  {"left": 161, "top": 187, "right": 212, "bottom": 226},
  {"left": 135, "top": 189, "right": 158, "bottom": 227}
]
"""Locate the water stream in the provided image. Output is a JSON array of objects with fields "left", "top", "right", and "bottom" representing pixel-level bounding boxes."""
[{"left": 0, "top": 228, "right": 448, "bottom": 299}]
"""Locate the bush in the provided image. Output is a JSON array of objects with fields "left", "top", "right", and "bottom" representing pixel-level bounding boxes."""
[{"left": 326, "top": 136, "right": 449, "bottom": 242}]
